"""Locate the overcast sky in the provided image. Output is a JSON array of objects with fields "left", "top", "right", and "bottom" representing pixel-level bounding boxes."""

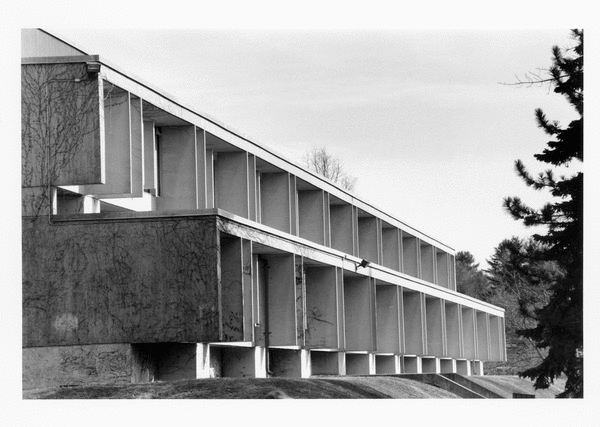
[{"left": 49, "top": 28, "right": 581, "bottom": 267}]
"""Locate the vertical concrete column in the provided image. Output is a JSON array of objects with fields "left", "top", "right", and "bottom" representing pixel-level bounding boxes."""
[
  {"left": 461, "top": 307, "right": 477, "bottom": 360},
  {"left": 376, "top": 284, "right": 400, "bottom": 353},
  {"left": 402, "top": 232, "right": 419, "bottom": 278},
  {"left": 330, "top": 203, "right": 355, "bottom": 254},
  {"left": 298, "top": 190, "right": 326, "bottom": 245},
  {"left": 336, "top": 267, "right": 346, "bottom": 350},
  {"left": 358, "top": 216, "right": 378, "bottom": 264},
  {"left": 445, "top": 302, "right": 462, "bottom": 359},
  {"left": 344, "top": 276, "right": 374, "bottom": 351},
  {"left": 436, "top": 250, "right": 450, "bottom": 289},
  {"left": 254, "top": 346, "right": 267, "bottom": 378},
  {"left": 305, "top": 266, "right": 338, "bottom": 349},
  {"left": 242, "top": 240, "right": 253, "bottom": 342},
  {"left": 143, "top": 120, "right": 158, "bottom": 195},
  {"left": 214, "top": 151, "right": 249, "bottom": 218},
  {"left": 403, "top": 290, "right": 425, "bottom": 355},
  {"left": 196, "top": 343, "right": 214, "bottom": 378},
  {"left": 205, "top": 148, "right": 214, "bottom": 208},
  {"left": 324, "top": 193, "right": 331, "bottom": 247},
  {"left": 253, "top": 255, "right": 264, "bottom": 346},
  {"left": 130, "top": 95, "right": 144, "bottom": 198},
  {"left": 295, "top": 257, "right": 306, "bottom": 346},
  {"left": 300, "top": 349, "right": 311, "bottom": 378},
  {"left": 426, "top": 297, "right": 445, "bottom": 357},
  {"left": 382, "top": 226, "right": 400, "bottom": 272},
  {"left": 289, "top": 175, "right": 298, "bottom": 235},
  {"left": 247, "top": 154, "right": 257, "bottom": 221},
  {"left": 352, "top": 206, "right": 360, "bottom": 257},
  {"left": 155, "top": 125, "right": 197, "bottom": 210},
  {"left": 260, "top": 172, "right": 291, "bottom": 233},
  {"left": 195, "top": 128, "right": 207, "bottom": 209}
]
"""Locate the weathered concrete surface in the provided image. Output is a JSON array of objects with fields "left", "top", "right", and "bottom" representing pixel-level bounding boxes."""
[
  {"left": 23, "top": 343, "right": 132, "bottom": 389},
  {"left": 22, "top": 63, "right": 104, "bottom": 190},
  {"left": 22, "top": 215, "right": 220, "bottom": 347}
]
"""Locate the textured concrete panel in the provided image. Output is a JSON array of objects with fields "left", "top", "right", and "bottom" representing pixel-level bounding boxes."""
[
  {"left": 330, "top": 204, "right": 354, "bottom": 254},
  {"left": 215, "top": 151, "right": 249, "bottom": 218},
  {"left": 23, "top": 343, "right": 132, "bottom": 389},
  {"left": 298, "top": 190, "right": 325, "bottom": 245},
  {"left": 376, "top": 284, "right": 400, "bottom": 353},
  {"left": 305, "top": 266, "right": 338, "bottom": 349},
  {"left": 220, "top": 236, "right": 244, "bottom": 342},
  {"left": 22, "top": 63, "right": 104, "bottom": 188},
  {"left": 344, "top": 276, "right": 373, "bottom": 351},
  {"left": 156, "top": 125, "right": 197, "bottom": 210},
  {"left": 23, "top": 215, "right": 220, "bottom": 347},
  {"left": 260, "top": 173, "right": 291, "bottom": 233}
]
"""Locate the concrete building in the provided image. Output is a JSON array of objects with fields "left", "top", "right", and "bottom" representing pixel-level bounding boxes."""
[{"left": 21, "top": 29, "right": 506, "bottom": 388}]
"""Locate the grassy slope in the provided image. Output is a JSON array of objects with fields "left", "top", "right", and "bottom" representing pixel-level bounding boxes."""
[
  {"left": 23, "top": 375, "right": 564, "bottom": 399},
  {"left": 23, "top": 376, "right": 457, "bottom": 399}
]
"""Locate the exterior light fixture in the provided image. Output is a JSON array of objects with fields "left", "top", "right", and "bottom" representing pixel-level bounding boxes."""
[
  {"left": 356, "top": 259, "right": 370, "bottom": 271},
  {"left": 86, "top": 61, "right": 101, "bottom": 75}
]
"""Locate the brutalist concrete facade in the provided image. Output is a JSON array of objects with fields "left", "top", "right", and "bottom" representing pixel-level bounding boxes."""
[{"left": 22, "top": 29, "right": 506, "bottom": 388}]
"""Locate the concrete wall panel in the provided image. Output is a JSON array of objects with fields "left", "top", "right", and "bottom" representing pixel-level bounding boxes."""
[
  {"left": 358, "top": 216, "right": 378, "bottom": 264},
  {"left": 344, "top": 276, "right": 373, "bottom": 351},
  {"left": 403, "top": 291, "right": 424, "bottom": 355},
  {"left": 402, "top": 233, "right": 419, "bottom": 278},
  {"left": 22, "top": 63, "right": 105, "bottom": 189},
  {"left": 436, "top": 250, "right": 449, "bottom": 289},
  {"left": 330, "top": 204, "right": 354, "bottom": 254},
  {"left": 298, "top": 190, "right": 325, "bottom": 245},
  {"left": 215, "top": 151, "right": 249, "bottom": 218},
  {"left": 376, "top": 284, "right": 400, "bottom": 353},
  {"left": 421, "top": 243, "right": 435, "bottom": 284},
  {"left": 426, "top": 297, "right": 444, "bottom": 357},
  {"left": 82, "top": 85, "right": 132, "bottom": 196},
  {"left": 220, "top": 236, "right": 244, "bottom": 342},
  {"left": 22, "top": 216, "right": 220, "bottom": 347},
  {"left": 23, "top": 343, "right": 131, "bottom": 389},
  {"left": 264, "top": 254, "right": 297, "bottom": 346},
  {"left": 445, "top": 302, "right": 461, "bottom": 358},
  {"left": 305, "top": 266, "right": 338, "bottom": 349},
  {"left": 156, "top": 125, "right": 197, "bottom": 210},
  {"left": 462, "top": 307, "right": 477, "bottom": 359},
  {"left": 260, "top": 173, "right": 291, "bottom": 233},
  {"left": 382, "top": 228, "right": 400, "bottom": 271},
  {"left": 476, "top": 312, "right": 489, "bottom": 361}
]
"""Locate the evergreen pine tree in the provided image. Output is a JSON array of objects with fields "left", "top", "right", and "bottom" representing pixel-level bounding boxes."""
[{"left": 504, "top": 29, "right": 583, "bottom": 398}]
